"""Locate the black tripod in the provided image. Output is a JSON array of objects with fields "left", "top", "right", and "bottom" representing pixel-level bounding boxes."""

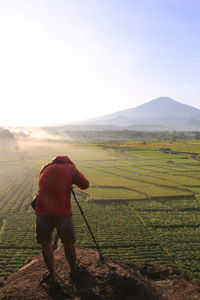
[{"left": 71, "top": 189, "right": 104, "bottom": 262}]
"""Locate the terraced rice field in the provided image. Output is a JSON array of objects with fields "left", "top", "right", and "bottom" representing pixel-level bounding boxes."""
[{"left": 0, "top": 139, "right": 200, "bottom": 282}]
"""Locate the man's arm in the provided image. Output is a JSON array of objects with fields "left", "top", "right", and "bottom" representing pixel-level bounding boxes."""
[{"left": 72, "top": 168, "right": 89, "bottom": 190}]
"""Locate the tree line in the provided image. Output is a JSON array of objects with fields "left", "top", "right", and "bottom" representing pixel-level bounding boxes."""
[{"left": 63, "top": 130, "right": 200, "bottom": 140}]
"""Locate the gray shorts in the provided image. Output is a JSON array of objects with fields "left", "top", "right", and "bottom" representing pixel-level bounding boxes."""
[{"left": 36, "top": 215, "right": 75, "bottom": 244}]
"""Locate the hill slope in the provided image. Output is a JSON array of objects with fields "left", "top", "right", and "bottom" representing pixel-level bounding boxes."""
[
  {"left": 0, "top": 129, "right": 18, "bottom": 152},
  {"left": 0, "top": 247, "right": 199, "bottom": 300}
]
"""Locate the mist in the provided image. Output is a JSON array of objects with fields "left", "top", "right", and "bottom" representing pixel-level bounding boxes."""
[{"left": 11, "top": 127, "right": 71, "bottom": 140}]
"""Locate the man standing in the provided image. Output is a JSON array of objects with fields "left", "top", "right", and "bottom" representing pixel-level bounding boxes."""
[{"left": 34, "top": 155, "right": 89, "bottom": 284}]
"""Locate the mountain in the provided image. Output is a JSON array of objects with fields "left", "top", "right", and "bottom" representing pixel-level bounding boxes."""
[
  {"left": 0, "top": 247, "right": 199, "bottom": 300},
  {"left": 43, "top": 97, "right": 200, "bottom": 133},
  {"left": 81, "top": 97, "right": 200, "bottom": 130}
]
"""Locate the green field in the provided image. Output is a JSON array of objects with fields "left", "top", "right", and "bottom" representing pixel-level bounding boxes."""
[{"left": 0, "top": 139, "right": 200, "bottom": 282}]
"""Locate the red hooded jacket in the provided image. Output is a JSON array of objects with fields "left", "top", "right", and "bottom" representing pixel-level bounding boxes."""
[{"left": 35, "top": 156, "right": 89, "bottom": 216}]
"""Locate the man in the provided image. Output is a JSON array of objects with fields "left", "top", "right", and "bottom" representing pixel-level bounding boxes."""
[{"left": 34, "top": 155, "right": 89, "bottom": 284}]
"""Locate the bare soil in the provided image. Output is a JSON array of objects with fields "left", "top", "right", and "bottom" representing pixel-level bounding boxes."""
[{"left": 0, "top": 247, "right": 199, "bottom": 300}]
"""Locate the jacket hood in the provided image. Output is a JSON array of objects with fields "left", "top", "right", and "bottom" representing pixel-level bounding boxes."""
[{"left": 51, "top": 156, "right": 75, "bottom": 165}]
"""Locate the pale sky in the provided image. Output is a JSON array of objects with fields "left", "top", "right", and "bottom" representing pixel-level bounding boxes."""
[{"left": 0, "top": 0, "right": 200, "bottom": 126}]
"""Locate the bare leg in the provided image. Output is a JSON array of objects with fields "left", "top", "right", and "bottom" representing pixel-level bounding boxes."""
[
  {"left": 63, "top": 242, "right": 76, "bottom": 272},
  {"left": 41, "top": 242, "right": 57, "bottom": 281}
]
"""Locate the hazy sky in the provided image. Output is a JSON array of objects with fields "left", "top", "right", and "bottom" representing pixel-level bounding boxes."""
[{"left": 0, "top": 0, "right": 200, "bottom": 126}]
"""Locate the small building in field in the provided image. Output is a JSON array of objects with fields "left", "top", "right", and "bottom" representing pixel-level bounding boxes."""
[{"left": 158, "top": 148, "right": 176, "bottom": 154}]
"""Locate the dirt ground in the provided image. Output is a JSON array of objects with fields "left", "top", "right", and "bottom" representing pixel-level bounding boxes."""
[{"left": 0, "top": 247, "right": 200, "bottom": 300}]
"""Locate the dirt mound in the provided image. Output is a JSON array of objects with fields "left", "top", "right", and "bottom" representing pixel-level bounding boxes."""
[{"left": 0, "top": 247, "right": 199, "bottom": 300}]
